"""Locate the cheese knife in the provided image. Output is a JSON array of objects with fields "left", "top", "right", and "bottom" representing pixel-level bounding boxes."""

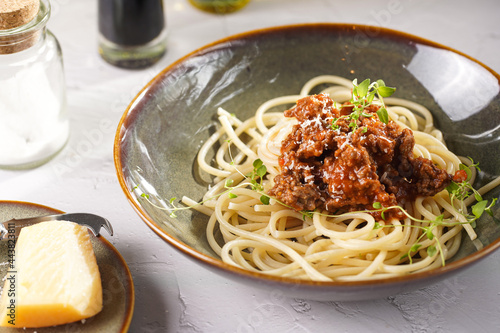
[{"left": 0, "top": 213, "right": 113, "bottom": 241}]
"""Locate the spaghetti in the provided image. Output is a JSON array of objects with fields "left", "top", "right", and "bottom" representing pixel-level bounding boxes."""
[{"left": 182, "top": 75, "right": 500, "bottom": 281}]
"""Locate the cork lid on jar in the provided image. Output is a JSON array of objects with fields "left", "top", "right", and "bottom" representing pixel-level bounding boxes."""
[
  {"left": 0, "top": 0, "right": 40, "bottom": 30},
  {"left": 0, "top": 0, "right": 41, "bottom": 54}
]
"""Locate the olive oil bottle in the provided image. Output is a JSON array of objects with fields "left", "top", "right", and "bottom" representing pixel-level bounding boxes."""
[{"left": 189, "top": 0, "right": 250, "bottom": 14}]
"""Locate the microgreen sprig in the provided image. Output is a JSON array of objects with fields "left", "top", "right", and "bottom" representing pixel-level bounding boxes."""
[
  {"left": 131, "top": 157, "right": 272, "bottom": 218},
  {"left": 331, "top": 78, "right": 396, "bottom": 131},
  {"left": 446, "top": 158, "right": 497, "bottom": 225},
  {"left": 246, "top": 159, "right": 267, "bottom": 192},
  {"left": 371, "top": 205, "right": 453, "bottom": 265}
]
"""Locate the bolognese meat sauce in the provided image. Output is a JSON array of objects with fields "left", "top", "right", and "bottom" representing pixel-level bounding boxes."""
[{"left": 269, "top": 93, "right": 452, "bottom": 216}]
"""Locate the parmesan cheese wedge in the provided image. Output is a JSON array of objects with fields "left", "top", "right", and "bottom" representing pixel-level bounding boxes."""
[{"left": 0, "top": 220, "right": 103, "bottom": 328}]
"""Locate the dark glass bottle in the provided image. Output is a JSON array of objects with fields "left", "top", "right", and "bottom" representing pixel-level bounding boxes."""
[{"left": 98, "top": 0, "right": 166, "bottom": 69}]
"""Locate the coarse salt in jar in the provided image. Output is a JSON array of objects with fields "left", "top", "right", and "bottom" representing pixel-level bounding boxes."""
[{"left": 0, "top": 0, "right": 69, "bottom": 169}]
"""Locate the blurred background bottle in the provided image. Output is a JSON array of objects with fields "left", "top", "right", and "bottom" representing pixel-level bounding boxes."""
[
  {"left": 188, "top": 0, "right": 250, "bottom": 14},
  {"left": 98, "top": 0, "right": 167, "bottom": 69}
]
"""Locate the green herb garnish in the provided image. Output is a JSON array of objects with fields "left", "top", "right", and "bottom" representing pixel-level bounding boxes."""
[
  {"left": 446, "top": 158, "right": 497, "bottom": 223},
  {"left": 331, "top": 78, "right": 396, "bottom": 131}
]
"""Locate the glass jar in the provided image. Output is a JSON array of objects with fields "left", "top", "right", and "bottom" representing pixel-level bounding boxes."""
[{"left": 0, "top": 0, "right": 69, "bottom": 169}]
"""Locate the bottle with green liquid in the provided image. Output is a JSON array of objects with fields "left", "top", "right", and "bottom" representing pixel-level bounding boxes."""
[{"left": 189, "top": 0, "right": 250, "bottom": 14}]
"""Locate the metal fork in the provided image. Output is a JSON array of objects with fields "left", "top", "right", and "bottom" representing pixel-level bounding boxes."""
[{"left": 0, "top": 213, "right": 114, "bottom": 241}]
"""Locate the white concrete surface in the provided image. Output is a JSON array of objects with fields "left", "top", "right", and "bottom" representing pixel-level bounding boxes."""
[{"left": 1, "top": 0, "right": 499, "bottom": 332}]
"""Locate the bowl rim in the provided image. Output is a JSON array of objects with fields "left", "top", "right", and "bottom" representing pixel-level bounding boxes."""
[{"left": 113, "top": 22, "right": 500, "bottom": 288}]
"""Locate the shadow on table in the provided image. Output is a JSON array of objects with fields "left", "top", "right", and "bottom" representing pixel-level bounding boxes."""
[{"left": 126, "top": 259, "right": 181, "bottom": 332}]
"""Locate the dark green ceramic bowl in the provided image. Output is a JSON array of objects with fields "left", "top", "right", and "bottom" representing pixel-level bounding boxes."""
[{"left": 114, "top": 24, "right": 500, "bottom": 301}]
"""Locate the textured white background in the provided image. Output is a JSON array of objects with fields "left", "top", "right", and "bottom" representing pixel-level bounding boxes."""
[{"left": 1, "top": 0, "right": 500, "bottom": 332}]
